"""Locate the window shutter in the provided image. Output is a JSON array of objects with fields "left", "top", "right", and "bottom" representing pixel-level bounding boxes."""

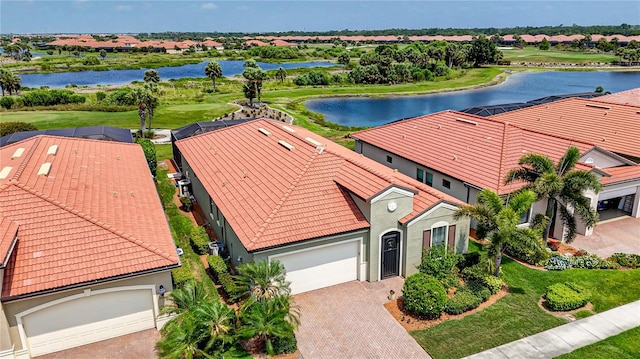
[
  {"left": 447, "top": 225, "right": 457, "bottom": 250},
  {"left": 422, "top": 230, "right": 431, "bottom": 249}
]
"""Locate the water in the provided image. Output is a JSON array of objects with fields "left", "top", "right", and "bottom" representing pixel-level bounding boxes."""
[
  {"left": 305, "top": 71, "right": 640, "bottom": 127},
  {"left": 18, "top": 60, "right": 337, "bottom": 88}
]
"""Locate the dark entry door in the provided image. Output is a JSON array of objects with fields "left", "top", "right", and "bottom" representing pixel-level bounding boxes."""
[{"left": 381, "top": 232, "right": 400, "bottom": 279}]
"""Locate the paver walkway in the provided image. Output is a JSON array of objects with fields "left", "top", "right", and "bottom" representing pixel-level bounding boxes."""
[
  {"left": 571, "top": 217, "right": 640, "bottom": 258},
  {"left": 294, "top": 279, "right": 430, "bottom": 359},
  {"left": 39, "top": 329, "right": 160, "bottom": 359},
  {"left": 465, "top": 300, "right": 640, "bottom": 358}
]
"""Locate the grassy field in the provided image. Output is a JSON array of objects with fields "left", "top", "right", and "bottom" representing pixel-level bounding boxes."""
[
  {"left": 555, "top": 326, "right": 640, "bottom": 359},
  {"left": 501, "top": 47, "right": 617, "bottom": 64},
  {"left": 411, "top": 241, "right": 640, "bottom": 359}
]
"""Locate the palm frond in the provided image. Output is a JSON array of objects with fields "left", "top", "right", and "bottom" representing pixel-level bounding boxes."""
[
  {"left": 562, "top": 170, "right": 603, "bottom": 194},
  {"left": 504, "top": 168, "right": 538, "bottom": 185},
  {"left": 557, "top": 203, "right": 577, "bottom": 243},
  {"left": 518, "top": 153, "right": 555, "bottom": 174},
  {"left": 507, "top": 189, "right": 537, "bottom": 215},
  {"left": 556, "top": 146, "right": 581, "bottom": 176},
  {"left": 477, "top": 189, "right": 504, "bottom": 214}
]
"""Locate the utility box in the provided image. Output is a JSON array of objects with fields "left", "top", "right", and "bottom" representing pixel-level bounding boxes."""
[{"left": 208, "top": 242, "right": 219, "bottom": 256}]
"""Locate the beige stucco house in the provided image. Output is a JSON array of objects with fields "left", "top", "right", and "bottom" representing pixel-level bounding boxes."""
[
  {"left": 0, "top": 136, "right": 180, "bottom": 358},
  {"left": 175, "top": 119, "right": 470, "bottom": 294}
]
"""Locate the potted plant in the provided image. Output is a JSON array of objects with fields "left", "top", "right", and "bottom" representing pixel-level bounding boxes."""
[{"left": 179, "top": 196, "right": 193, "bottom": 212}]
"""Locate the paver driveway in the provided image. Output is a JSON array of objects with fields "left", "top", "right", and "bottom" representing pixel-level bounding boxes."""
[
  {"left": 572, "top": 217, "right": 640, "bottom": 258},
  {"left": 294, "top": 278, "right": 430, "bottom": 359},
  {"left": 38, "top": 329, "right": 160, "bottom": 359}
]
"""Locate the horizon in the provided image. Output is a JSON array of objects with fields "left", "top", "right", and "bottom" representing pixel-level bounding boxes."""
[{"left": 1, "top": 1, "right": 639, "bottom": 35}]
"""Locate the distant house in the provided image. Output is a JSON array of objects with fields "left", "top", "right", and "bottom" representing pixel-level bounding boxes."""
[
  {"left": 351, "top": 109, "right": 640, "bottom": 239},
  {"left": 0, "top": 136, "right": 179, "bottom": 358},
  {"left": 175, "top": 119, "right": 469, "bottom": 294},
  {"left": 245, "top": 39, "right": 269, "bottom": 47}
]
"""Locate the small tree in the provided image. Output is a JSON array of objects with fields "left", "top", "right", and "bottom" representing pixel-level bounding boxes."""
[
  {"left": 275, "top": 67, "right": 287, "bottom": 83},
  {"left": 144, "top": 69, "right": 160, "bottom": 83},
  {"left": 99, "top": 49, "right": 107, "bottom": 59},
  {"left": 539, "top": 38, "right": 550, "bottom": 51},
  {"left": 204, "top": 61, "right": 222, "bottom": 92}
]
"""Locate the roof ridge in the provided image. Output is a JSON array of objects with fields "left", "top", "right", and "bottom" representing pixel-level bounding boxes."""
[
  {"left": 497, "top": 122, "right": 510, "bottom": 192},
  {"left": 8, "top": 182, "right": 176, "bottom": 263},
  {"left": 10, "top": 136, "right": 41, "bottom": 181},
  {"left": 248, "top": 150, "right": 320, "bottom": 248}
]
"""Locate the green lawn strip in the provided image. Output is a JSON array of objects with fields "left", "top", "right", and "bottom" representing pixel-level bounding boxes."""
[
  {"left": 501, "top": 47, "right": 616, "bottom": 64},
  {"left": 412, "top": 254, "right": 640, "bottom": 359},
  {"left": 155, "top": 144, "right": 173, "bottom": 162},
  {"left": 156, "top": 168, "right": 218, "bottom": 298},
  {"left": 554, "top": 326, "right": 640, "bottom": 359}
]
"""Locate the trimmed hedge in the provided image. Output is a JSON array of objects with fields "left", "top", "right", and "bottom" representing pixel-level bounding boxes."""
[
  {"left": 445, "top": 290, "right": 482, "bottom": 315},
  {"left": 189, "top": 226, "right": 210, "bottom": 255},
  {"left": 402, "top": 273, "right": 446, "bottom": 319},
  {"left": 466, "top": 280, "right": 491, "bottom": 302},
  {"left": 608, "top": 253, "right": 640, "bottom": 268},
  {"left": 0, "top": 121, "right": 37, "bottom": 136},
  {"left": 218, "top": 272, "right": 241, "bottom": 302},
  {"left": 207, "top": 255, "right": 228, "bottom": 280},
  {"left": 545, "top": 255, "right": 572, "bottom": 271},
  {"left": 21, "top": 89, "right": 86, "bottom": 107},
  {"left": 171, "top": 262, "right": 193, "bottom": 287},
  {"left": 504, "top": 236, "right": 549, "bottom": 265},
  {"left": 545, "top": 282, "right": 591, "bottom": 311},
  {"left": 135, "top": 138, "right": 157, "bottom": 176},
  {"left": 461, "top": 265, "right": 503, "bottom": 294}
]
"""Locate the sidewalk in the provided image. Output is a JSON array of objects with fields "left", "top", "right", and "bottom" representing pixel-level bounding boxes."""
[{"left": 465, "top": 300, "right": 640, "bottom": 359}]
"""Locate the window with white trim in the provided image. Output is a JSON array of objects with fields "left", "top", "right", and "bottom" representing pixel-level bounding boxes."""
[{"left": 431, "top": 225, "right": 447, "bottom": 247}]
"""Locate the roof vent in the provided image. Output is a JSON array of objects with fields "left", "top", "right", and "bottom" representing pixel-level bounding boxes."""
[
  {"left": 278, "top": 140, "right": 295, "bottom": 151},
  {"left": 258, "top": 128, "right": 271, "bottom": 136},
  {"left": 38, "top": 162, "right": 52, "bottom": 176},
  {"left": 0, "top": 166, "right": 12, "bottom": 179},
  {"left": 305, "top": 137, "right": 322, "bottom": 146},
  {"left": 456, "top": 117, "right": 477, "bottom": 125},
  {"left": 586, "top": 103, "right": 610, "bottom": 110},
  {"left": 315, "top": 146, "right": 325, "bottom": 154},
  {"left": 12, "top": 148, "right": 25, "bottom": 159},
  {"left": 282, "top": 125, "right": 296, "bottom": 133},
  {"left": 47, "top": 144, "right": 59, "bottom": 155}
]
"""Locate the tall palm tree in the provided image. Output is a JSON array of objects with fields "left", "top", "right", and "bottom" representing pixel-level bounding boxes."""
[
  {"left": 130, "top": 87, "right": 150, "bottom": 137},
  {"left": 505, "top": 146, "right": 602, "bottom": 244},
  {"left": 454, "top": 189, "right": 538, "bottom": 277},
  {"left": 235, "top": 260, "right": 290, "bottom": 302},
  {"left": 204, "top": 61, "right": 222, "bottom": 92},
  {"left": 275, "top": 67, "right": 287, "bottom": 83},
  {"left": 143, "top": 69, "right": 160, "bottom": 83}
]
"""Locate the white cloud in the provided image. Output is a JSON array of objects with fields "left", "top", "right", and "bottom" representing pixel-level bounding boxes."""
[
  {"left": 201, "top": 3, "right": 217, "bottom": 10},
  {"left": 116, "top": 4, "right": 132, "bottom": 11}
]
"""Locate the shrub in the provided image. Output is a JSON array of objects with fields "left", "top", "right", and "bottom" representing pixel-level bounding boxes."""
[
  {"left": 466, "top": 280, "right": 491, "bottom": 302},
  {"left": 444, "top": 290, "right": 482, "bottom": 315},
  {"left": 417, "top": 244, "right": 462, "bottom": 280},
  {"left": 104, "top": 88, "right": 136, "bottom": 106},
  {"left": 570, "top": 255, "right": 601, "bottom": 269},
  {"left": 461, "top": 264, "right": 486, "bottom": 283},
  {"left": 189, "top": 226, "right": 210, "bottom": 255},
  {"left": 608, "top": 253, "right": 640, "bottom": 268},
  {"left": 95, "top": 91, "right": 107, "bottom": 102},
  {"left": 402, "top": 273, "right": 446, "bottom": 319},
  {"left": 82, "top": 55, "right": 100, "bottom": 65},
  {"left": 0, "top": 121, "right": 37, "bottom": 136},
  {"left": 135, "top": 138, "right": 157, "bottom": 176},
  {"left": 0, "top": 96, "right": 15, "bottom": 109},
  {"left": 207, "top": 255, "right": 228, "bottom": 280},
  {"left": 504, "top": 235, "right": 549, "bottom": 265},
  {"left": 545, "top": 282, "right": 591, "bottom": 311},
  {"left": 483, "top": 275, "right": 504, "bottom": 294},
  {"left": 545, "top": 255, "right": 572, "bottom": 271},
  {"left": 598, "top": 260, "right": 620, "bottom": 269},
  {"left": 20, "top": 89, "right": 86, "bottom": 107},
  {"left": 218, "top": 272, "right": 240, "bottom": 302},
  {"left": 459, "top": 251, "right": 481, "bottom": 269},
  {"left": 171, "top": 263, "right": 193, "bottom": 287},
  {"left": 273, "top": 332, "right": 297, "bottom": 355},
  {"left": 548, "top": 241, "right": 559, "bottom": 251},
  {"left": 461, "top": 265, "right": 503, "bottom": 294}
]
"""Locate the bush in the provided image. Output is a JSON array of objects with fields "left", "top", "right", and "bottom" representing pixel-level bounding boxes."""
[
  {"left": 0, "top": 121, "right": 37, "bottom": 136},
  {"left": 460, "top": 264, "right": 486, "bottom": 282},
  {"left": 483, "top": 275, "right": 504, "bottom": 294},
  {"left": 95, "top": 91, "right": 107, "bottom": 102},
  {"left": 218, "top": 272, "right": 240, "bottom": 302},
  {"left": 171, "top": 263, "right": 193, "bottom": 287},
  {"left": 444, "top": 290, "right": 482, "bottom": 315},
  {"left": 545, "top": 282, "right": 591, "bottom": 311},
  {"left": 570, "top": 255, "right": 601, "bottom": 269},
  {"left": 20, "top": 89, "right": 86, "bottom": 107},
  {"left": 0, "top": 96, "right": 15, "bottom": 109},
  {"left": 82, "top": 55, "right": 100, "bottom": 65},
  {"left": 459, "top": 252, "right": 481, "bottom": 269},
  {"left": 504, "top": 235, "right": 549, "bottom": 265},
  {"left": 545, "top": 255, "right": 572, "bottom": 271},
  {"left": 189, "top": 226, "right": 210, "bottom": 255},
  {"left": 461, "top": 265, "right": 503, "bottom": 294},
  {"left": 466, "top": 280, "right": 491, "bottom": 302},
  {"left": 608, "top": 253, "right": 640, "bottom": 268},
  {"left": 273, "top": 333, "right": 297, "bottom": 355},
  {"left": 104, "top": 88, "right": 136, "bottom": 106},
  {"left": 417, "top": 244, "right": 462, "bottom": 280},
  {"left": 598, "top": 260, "right": 620, "bottom": 269},
  {"left": 402, "top": 273, "right": 446, "bottom": 319},
  {"left": 207, "top": 255, "right": 228, "bottom": 280},
  {"left": 293, "top": 70, "right": 330, "bottom": 86},
  {"left": 135, "top": 138, "right": 157, "bottom": 176}
]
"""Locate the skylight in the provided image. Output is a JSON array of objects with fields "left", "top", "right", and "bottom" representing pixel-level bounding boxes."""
[
  {"left": 12, "top": 148, "right": 25, "bottom": 159},
  {"left": 282, "top": 125, "right": 296, "bottom": 133},
  {"left": 258, "top": 128, "right": 271, "bottom": 136},
  {"left": 47, "top": 144, "right": 59, "bottom": 155},
  {"left": 305, "top": 137, "right": 323, "bottom": 146},
  {"left": 586, "top": 103, "right": 610, "bottom": 110},
  {"left": 455, "top": 117, "right": 477, "bottom": 125},
  {"left": 0, "top": 166, "right": 12, "bottom": 180},
  {"left": 37, "top": 163, "right": 52, "bottom": 176},
  {"left": 278, "top": 140, "right": 295, "bottom": 151}
]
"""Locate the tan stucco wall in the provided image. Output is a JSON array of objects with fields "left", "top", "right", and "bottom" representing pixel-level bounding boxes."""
[{"left": 580, "top": 150, "right": 628, "bottom": 169}]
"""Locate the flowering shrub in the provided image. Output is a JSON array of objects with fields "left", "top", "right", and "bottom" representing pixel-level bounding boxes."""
[
  {"left": 545, "top": 255, "right": 572, "bottom": 271},
  {"left": 570, "top": 255, "right": 601, "bottom": 269}
]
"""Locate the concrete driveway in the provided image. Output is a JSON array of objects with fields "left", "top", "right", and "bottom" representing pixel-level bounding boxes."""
[
  {"left": 572, "top": 217, "right": 640, "bottom": 258},
  {"left": 294, "top": 278, "right": 430, "bottom": 359},
  {"left": 38, "top": 329, "right": 159, "bottom": 359}
]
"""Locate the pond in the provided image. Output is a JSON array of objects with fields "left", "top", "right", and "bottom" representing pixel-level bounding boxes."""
[
  {"left": 305, "top": 71, "right": 640, "bottom": 128},
  {"left": 18, "top": 60, "right": 337, "bottom": 88}
]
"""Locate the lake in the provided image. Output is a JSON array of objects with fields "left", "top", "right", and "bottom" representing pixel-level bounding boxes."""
[
  {"left": 19, "top": 60, "right": 337, "bottom": 88},
  {"left": 305, "top": 71, "right": 640, "bottom": 127}
]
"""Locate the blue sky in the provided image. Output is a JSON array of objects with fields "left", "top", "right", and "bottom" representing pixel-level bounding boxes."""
[{"left": 1, "top": 1, "right": 638, "bottom": 34}]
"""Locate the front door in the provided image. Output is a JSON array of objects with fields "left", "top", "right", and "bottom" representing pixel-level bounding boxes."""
[{"left": 381, "top": 231, "right": 400, "bottom": 279}]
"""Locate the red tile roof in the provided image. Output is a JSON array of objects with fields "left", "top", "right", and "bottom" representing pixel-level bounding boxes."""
[
  {"left": 271, "top": 39, "right": 296, "bottom": 47},
  {"left": 351, "top": 111, "right": 595, "bottom": 195},
  {"left": 601, "top": 165, "right": 640, "bottom": 185},
  {"left": 176, "top": 119, "right": 463, "bottom": 251},
  {"left": 0, "top": 216, "right": 18, "bottom": 268},
  {"left": 491, "top": 98, "right": 640, "bottom": 158},
  {"left": 246, "top": 39, "right": 269, "bottom": 47},
  {"left": 594, "top": 88, "right": 640, "bottom": 108},
  {"left": 0, "top": 136, "right": 178, "bottom": 299}
]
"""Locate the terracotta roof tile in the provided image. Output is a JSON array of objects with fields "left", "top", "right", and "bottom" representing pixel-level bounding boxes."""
[
  {"left": 176, "top": 119, "right": 462, "bottom": 251},
  {"left": 601, "top": 165, "right": 640, "bottom": 185},
  {"left": 0, "top": 215, "right": 18, "bottom": 267},
  {"left": 491, "top": 97, "right": 640, "bottom": 158},
  {"left": 594, "top": 88, "right": 640, "bottom": 107},
  {"left": 351, "top": 111, "right": 594, "bottom": 195},
  {"left": 0, "top": 136, "right": 178, "bottom": 298}
]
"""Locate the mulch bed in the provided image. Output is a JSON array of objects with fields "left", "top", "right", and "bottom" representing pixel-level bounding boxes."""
[{"left": 384, "top": 286, "right": 509, "bottom": 331}]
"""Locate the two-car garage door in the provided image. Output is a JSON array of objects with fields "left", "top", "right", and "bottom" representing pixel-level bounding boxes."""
[
  {"left": 273, "top": 240, "right": 359, "bottom": 294},
  {"left": 20, "top": 288, "right": 156, "bottom": 357}
]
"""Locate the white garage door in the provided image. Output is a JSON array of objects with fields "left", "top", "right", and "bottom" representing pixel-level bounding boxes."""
[
  {"left": 274, "top": 240, "right": 359, "bottom": 294},
  {"left": 21, "top": 288, "right": 155, "bottom": 357}
]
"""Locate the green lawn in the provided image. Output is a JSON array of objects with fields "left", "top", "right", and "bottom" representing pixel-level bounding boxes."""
[
  {"left": 155, "top": 144, "right": 173, "bottom": 162},
  {"left": 411, "top": 242, "right": 640, "bottom": 359},
  {"left": 555, "top": 326, "right": 640, "bottom": 359},
  {"left": 501, "top": 47, "right": 616, "bottom": 64}
]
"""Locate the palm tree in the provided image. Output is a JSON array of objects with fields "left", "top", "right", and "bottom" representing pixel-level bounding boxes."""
[
  {"left": 275, "top": 67, "right": 287, "bottom": 83},
  {"left": 130, "top": 87, "right": 150, "bottom": 137},
  {"left": 194, "top": 300, "right": 236, "bottom": 351},
  {"left": 454, "top": 189, "right": 538, "bottom": 276},
  {"left": 161, "top": 280, "right": 208, "bottom": 317},
  {"left": 505, "top": 146, "right": 602, "bottom": 244},
  {"left": 235, "top": 260, "right": 290, "bottom": 302},
  {"left": 157, "top": 314, "right": 209, "bottom": 359},
  {"left": 237, "top": 296, "right": 299, "bottom": 356},
  {"left": 204, "top": 61, "right": 222, "bottom": 92},
  {"left": 143, "top": 69, "right": 160, "bottom": 83},
  {"left": 143, "top": 82, "right": 159, "bottom": 132}
]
